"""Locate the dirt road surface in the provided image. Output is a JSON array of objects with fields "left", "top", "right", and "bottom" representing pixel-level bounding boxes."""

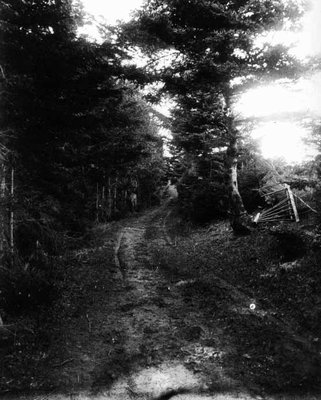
[{"left": 2, "top": 208, "right": 320, "bottom": 400}]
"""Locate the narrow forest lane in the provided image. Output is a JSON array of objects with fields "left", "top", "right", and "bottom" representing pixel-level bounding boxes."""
[
  {"left": 67, "top": 207, "right": 257, "bottom": 399},
  {"left": 3, "top": 208, "right": 320, "bottom": 400}
]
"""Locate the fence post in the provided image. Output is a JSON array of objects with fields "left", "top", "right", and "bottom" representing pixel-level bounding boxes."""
[{"left": 285, "top": 184, "right": 299, "bottom": 222}]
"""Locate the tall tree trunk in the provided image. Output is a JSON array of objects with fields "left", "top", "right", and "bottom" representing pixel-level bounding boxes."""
[
  {"left": 0, "top": 164, "right": 6, "bottom": 255},
  {"left": 225, "top": 99, "right": 252, "bottom": 233},
  {"left": 10, "top": 166, "right": 14, "bottom": 262},
  {"left": 106, "top": 177, "right": 112, "bottom": 220},
  {"left": 95, "top": 183, "right": 99, "bottom": 222},
  {"left": 113, "top": 176, "right": 118, "bottom": 216}
]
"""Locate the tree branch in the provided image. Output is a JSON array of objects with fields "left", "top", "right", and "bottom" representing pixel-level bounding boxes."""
[{"left": 0, "top": 65, "right": 6, "bottom": 80}]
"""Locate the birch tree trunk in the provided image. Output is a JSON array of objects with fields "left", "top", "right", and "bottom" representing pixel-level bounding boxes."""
[
  {"left": 225, "top": 102, "right": 252, "bottom": 233},
  {"left": 106, "top": 176, "right": 112, "bottom": 220}
]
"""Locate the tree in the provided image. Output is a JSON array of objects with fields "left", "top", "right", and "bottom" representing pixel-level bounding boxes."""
[
  {"left": 0, "top": 0, "right": 166, "bottom": 320},
  {"left": 0, "top": 0, "right": 165, "bottom": 263},
  {"left": 0, "top": 0, "right": 94, "bottom": 232},
  {"left": 307, "top": 122, "right": 321, "bottom": 222},
  {"left": 86, "top": 91, "right": 165, "bottom": 221},
  {"left": 122, "top": 0, "right": 305, "bottom": 231}
]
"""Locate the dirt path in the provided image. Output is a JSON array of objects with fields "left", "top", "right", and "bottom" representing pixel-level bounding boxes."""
[
  {"left": 2, "top": 208, "right": 320, "bottom": 399},
  {"left": 106, "top": 209, "right": 243, "bottom": 397}
]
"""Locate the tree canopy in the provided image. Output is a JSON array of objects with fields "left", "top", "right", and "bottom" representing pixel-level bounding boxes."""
[
  {"left": 121, "top": 0, "right": 307, "bottom": 228},
  {"left": 0, "top": 0, "right": 165, "bottom": 259}
]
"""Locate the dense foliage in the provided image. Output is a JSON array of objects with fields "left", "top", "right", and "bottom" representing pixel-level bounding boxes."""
[
  {"left": 122, "top": 0, "right": 305, "bottom": 225},
  {"left": 0, "top": 0, "right": 165, "bottom": 314},
  {"left": 1, "top": 1, "right": 321, "bottom": 396}
]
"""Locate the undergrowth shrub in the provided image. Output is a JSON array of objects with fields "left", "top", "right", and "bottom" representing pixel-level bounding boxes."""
[
  {"left": 238, "top": 167, "right": 266, "bottom": 212},
  {"left": 314, "top": 183, "right": 321, "bottom": 227},
  {"left": 0, "top": 218, "right": 64, "bottom": 316},
  {"left": 270, "top": 225, "right": 307, "bottom": 262},
  {"left": 177, "top": 175, "right": 228, "bottom": 223},
  {"left": 15, "top": 220, "right": 61, "bottom": 259},
  {"left": 0, "top": 189, "right": 88, "bottom": 317},
  {"left": 0, "top": 257, "right": 59, "bottom": 315}
]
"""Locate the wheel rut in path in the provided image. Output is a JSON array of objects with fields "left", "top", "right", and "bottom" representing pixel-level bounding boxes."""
[
  {"left": 104, "top": 209, "right": 239, "bottom": 399},
  {"left": 108, "top": 210, "right": 321, "bottom": 400},
  {"left": 4, "top": 210, "right": 317, "bottom": 399}
]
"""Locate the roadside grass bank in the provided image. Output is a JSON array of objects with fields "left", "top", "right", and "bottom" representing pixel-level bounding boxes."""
[
  {"left": 150, "top": 215, "right": 321, "bottom": 395},
  {"left": 0, "top": 221, "right": 121, "bottom": 395}
]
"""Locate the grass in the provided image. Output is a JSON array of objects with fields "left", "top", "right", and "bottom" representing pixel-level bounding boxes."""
[
  {"left": 150, "top": 217, "right": 321, "bottom": 394},
  {"left": 2, "top": 210, "right": 321, "bottom": 396}
]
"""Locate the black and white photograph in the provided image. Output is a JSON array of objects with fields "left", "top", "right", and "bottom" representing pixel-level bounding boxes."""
[{"left": 1, "top": 1, "right": 321, "bottom": 399}]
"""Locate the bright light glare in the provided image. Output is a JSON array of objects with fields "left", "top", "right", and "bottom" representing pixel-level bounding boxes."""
[
  {"left": 252, "top": 122, "right": 312, "bottom": 163},
  {"left": 77, "top": 0, "right": 144, "bottom": 41},
  {"left": 236, "top": 74, "right": 321, "bottom": 162},
  {"left": 80, "top": 0, "right": 143, "bottom": 23},
  {"left": 255, "top": 0, "right": 321, "bottom": 59},
  {"left": 237, "top": 74, "right": 321, "bottom": 119},
  {"left": 294, "top": 0, "right": 321, "bottom": 58},
  {"left": 237, "top": 84, "right": 304, "bottom": 118}
]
